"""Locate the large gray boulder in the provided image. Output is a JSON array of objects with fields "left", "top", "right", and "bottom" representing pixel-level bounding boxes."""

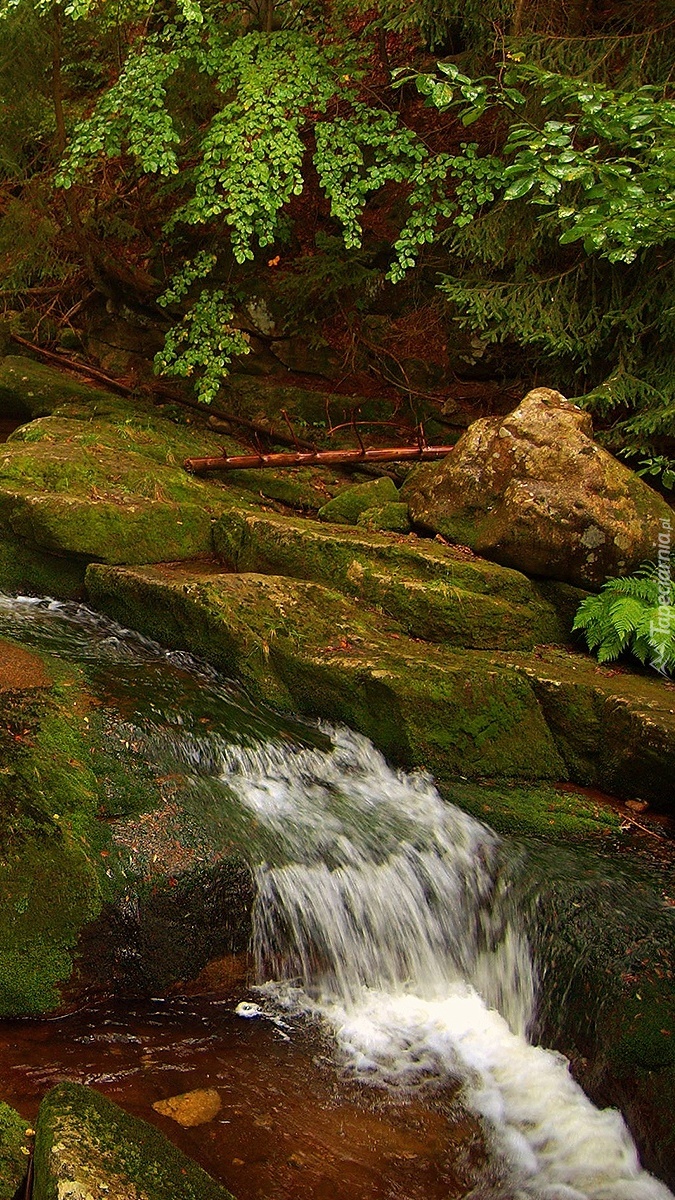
[{"left": 403, "top": 387, "right": 673, "bottom": 588}]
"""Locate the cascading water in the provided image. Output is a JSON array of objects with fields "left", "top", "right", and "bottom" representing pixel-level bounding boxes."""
[
  {"left": 0, "top": 594, "right": 672, "bottom": 1200},
  {"left": 219, "top": 732, "right": 674, "bottom": 1200}
]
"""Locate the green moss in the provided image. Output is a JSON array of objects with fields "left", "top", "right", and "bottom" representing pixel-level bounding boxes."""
[
  {"left": 357, "top": 501, "right": 412, "bottom": 533},
  {"left": 0, "top": 685, "right": 109, "bottom": 1012},
  {"left": 85, "top": 563, "right": 564, "bottom": 783},
  {"left": 0, "top": 840, "right": 100, "bottom": 1014},
  {"left": 609, "top": 983, "right": 675, "bottom": 1072},
  {"left": 503, "top": 647, "right": 675, "bottom": 807},
  {"left": 34, "top": 1083, "right": 236, "bottom": 1200},
  {"left": 0, "top": 651, "right": 174, "bottom": 1014},
  {"left": 214, "top": 510, "right": 568, "bottom": 649},
  {"left": 0, "top": 392, "right": 268, "bottom": 582},
  {"left": 0, "top": 356, "right": 118, "bottom": 420},
  {"left": 318, "top": 476, "right": 400, "bottom": 524},
  {"left": 0, "top": 1101, "right": 31, "bottom": 1199},
  {"left": 446, "top": 780, "right": 621, "bottom": 840},
  {"left": 0, "top": 534, "right": 86, "bottom": 598},
  {"left": 0, "top": 486, "right": 217, "bottom": 565},
  {"left": 224, "top": 465, "right": 343, "bottom": 510}
]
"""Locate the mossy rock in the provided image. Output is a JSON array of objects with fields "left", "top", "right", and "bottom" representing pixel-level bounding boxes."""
[
  {"left": 0, "top": 356, "right": 120, "bottom": 420},
  {"left": 214, "top": 509, "right": 570, "bottom": 650},
  {"left": 502, "top": 647, "right": 675, "bottom": 808},
  {"left": 0, "top": 534, "right": 88, "bottom": 599},
  {"left": 357, "top": 501, "right": 412, "bottom": 533},
  {"left": 446, "top": 780, "right": 621, "bottom": 841},
  {"left": 608, "top": 982, "right": 675, "bottom": 1073},
  {"left": 0, "top": 635, "right": 254, "bottom": 1013},
  {"left": 34, "top": 1083, "right": 236, "bottom": 1200},
  {"left": 84, "top": 562, "right": 565, "bottom": 783},
  {"left": 318, "top": 475, "right": 399, "bottom": 524},
  {"left": 86, "top": 561, "right": 675, "bottom": 814},
  {"left": 0, "top": 1102, "right": 31, "bottom": 1199},
  {"left": 0, "top": 652, "right": 116, "bottom": 1014},
  {"left": 0, "top": 393, "right": 261, "bottom": 583},
  {"left": 402, "top": 388, "right": 674, "bottom": 589},
  {"left": 224, "top": 464, "right": 346, "bottom": 510}
]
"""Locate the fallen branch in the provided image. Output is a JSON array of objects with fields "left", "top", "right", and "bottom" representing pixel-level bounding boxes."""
[
  {"left": 184, "top": 444, "right": 455, "bottom": 473},
  {"left": 10, "top": 333, "right": 132, "bottom": 394},
  {"left": 7, "top": 334, "right": 315, "bottom": 450}
]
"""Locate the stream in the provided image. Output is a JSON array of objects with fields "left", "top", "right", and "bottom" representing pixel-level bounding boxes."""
[{"left": 0, "top": 594, "right": 673, "bottom": 1200}]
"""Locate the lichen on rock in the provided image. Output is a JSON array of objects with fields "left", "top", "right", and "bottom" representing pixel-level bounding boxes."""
[{"left": 402, "top": 387, "right": 673, "bottom": 588}]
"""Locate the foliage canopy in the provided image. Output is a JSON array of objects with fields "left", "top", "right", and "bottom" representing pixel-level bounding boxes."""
[{"left": 0, "top": 0, "right": 673, "bottom": 452}]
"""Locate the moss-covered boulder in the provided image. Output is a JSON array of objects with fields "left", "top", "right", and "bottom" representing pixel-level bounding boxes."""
[
  {"left": 33, "top": 1083, "right": 236, "bottom": 1200},
  {"left": 0, "top": 642, "right": 113, "bottom": 1014},
  {"left": 0, "top": 1102, "right": 32, "bottom": 1199},
  {"left": 502, "top": 646, "right": 675, "bottom": 806},
  {"left": 318, "top": 475, "right": 400, "bottom": 524},
  {"left": 86, "top": 562, "right": 675, "bottom": 812},
  {"left": 222, "top": 463, "right": 347, "bottom": 510},
  {"left": 357, "top": 501, "right": 412, "bottom": 533},
  {"left": 0, "top": 365, "right": 406, "bottom": 595},
  {"left": 403, "top": 388, "right": 674, "bottom": 589},
  {"left": 214, "top": 509, "right": 570, "bottom": 649},
  {"left": 0, "top": 390, "right": 253, "bottom": 594},
  {"left": 0, "top": 356, "right": 119, "bottom": 420},
  {"left": 84, "top": 561, "right": 567, "bottom": 783}
]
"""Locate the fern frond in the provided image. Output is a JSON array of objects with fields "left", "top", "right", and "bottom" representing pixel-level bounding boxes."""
[
  {"left": 608, "top": 596, "right": 645, "bottom": 644},
  {"left": 574, "top": 562, "right": 674, "bottom": 675}
]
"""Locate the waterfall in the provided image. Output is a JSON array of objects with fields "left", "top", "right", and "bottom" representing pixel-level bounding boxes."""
[
  {"left": 0, "top": 593, "right": 671, "bottom": 1199},
  {"left": 220, "top": 728, "right": 673, "bottom": 1200}
]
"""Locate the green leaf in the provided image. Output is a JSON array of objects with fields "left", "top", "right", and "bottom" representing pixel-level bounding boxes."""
[{"left": 503, "top": 175, "right": 537, "bottom": 200}]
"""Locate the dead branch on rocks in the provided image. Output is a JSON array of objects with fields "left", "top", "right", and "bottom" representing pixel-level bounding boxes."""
[{"left": 184, "top": 444, "right": 455, "bottom": 474}]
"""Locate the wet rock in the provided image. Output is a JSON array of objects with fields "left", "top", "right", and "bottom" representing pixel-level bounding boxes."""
[
  {"left": 0, "top": 630, "right": 252, "bottom": 1015},
  {"left": 0, "top": 1102, "right": 32, "bottom": 1199},
  {"left": 86, "top": 562, "right": 675, "bottom": 811},
  {"left": 153, "top": 1088, "right": 222, "bottom": 1127},
  {"left": 402, "top": 387, "right": 673, "bottom": 588},
  {"left": 33, "top": 1082, "right": 235, "bottom": 1200},
  {"left": 0, "top": 650, "right": 112, "bottom": 1015},
  {"left": 84, "top": 561, "right": 568, "bottom": 785},
  {"left": 501, "top": 646, "right": 675, "bottom": 807}
]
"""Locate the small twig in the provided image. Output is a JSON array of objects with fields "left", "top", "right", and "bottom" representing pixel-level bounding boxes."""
[
  {"left": 280, "top": 408, "right": 307, "bottom": 451},
  {"left": 619, "top": 810, "right": 668, "bottom": 840},
  {"left": 351, "top": 406, "right": 365, "bottom": 455}
]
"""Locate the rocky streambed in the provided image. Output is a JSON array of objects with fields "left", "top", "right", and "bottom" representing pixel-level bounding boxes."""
[{"left": 0, "top": 355, "right": 672, "bottom": 1197}]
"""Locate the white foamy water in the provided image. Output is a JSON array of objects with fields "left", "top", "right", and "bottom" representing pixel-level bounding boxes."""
[{"left": 220, "top": 727, "right": 674, "bottom": 1200}]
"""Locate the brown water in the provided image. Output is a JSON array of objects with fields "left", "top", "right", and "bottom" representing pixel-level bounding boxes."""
[{"left": 0, "top": 984, "right": 488, "bottom": 1200}]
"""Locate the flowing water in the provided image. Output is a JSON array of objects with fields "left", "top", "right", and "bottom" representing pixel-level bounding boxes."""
[{"left": 0, "top": 594, "right": 673, "bottom": 1200}]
